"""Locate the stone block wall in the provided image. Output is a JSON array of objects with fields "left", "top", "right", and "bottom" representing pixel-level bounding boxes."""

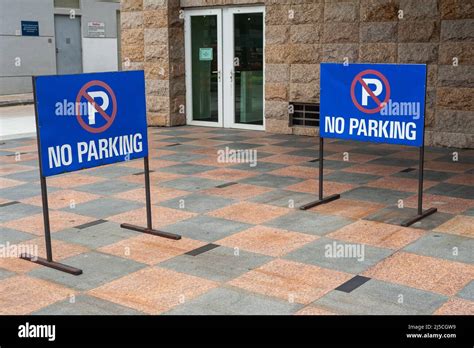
[{"left": 121, "top": 0, "right": 474, "bottom": 148}]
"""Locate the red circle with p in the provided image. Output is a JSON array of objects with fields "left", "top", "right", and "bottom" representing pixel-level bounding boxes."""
[
  {"left": 75, "top": 80, "right": 117, "bottom": 133},
  {"left": 350, "top": 69, "right": 390, "bottom": 114}
]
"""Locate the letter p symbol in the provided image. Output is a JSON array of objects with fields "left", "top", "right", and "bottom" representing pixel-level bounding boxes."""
[
  {"left": 361, "top": 78, "right": 383, "bottom": 106},
  {"left": 87, "top": 91, "right": 109, "bottom": 125}
]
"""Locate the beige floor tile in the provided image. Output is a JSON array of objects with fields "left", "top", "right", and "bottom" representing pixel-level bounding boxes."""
[
  {"left": 208, "top": 202, "right": 289, "bottom": 224},
  {"left": 228, "top": 259, "right": 351, "bottom": 304},
  {"left": 98, "top": 234, "right": 205, "bottom": 265},
  {"left": 0, "top": 275, "right": 74, "bottom": 314},
  {"left": 217, "top": 225, "right": 317, "bottom": 257},
  {"left": 310, "top": 198, "right": 384, "bottom": 219},
  {"left": 2, "top": 211, "right": 95, "bottom": 234},
  {"left": 433, "top": 216, "right": 474, "bottom": 238},
  {"left": 434, "top": 298, "right": 474, "bottom": 315},
  {"left": 89, "top": 267, "right": 218, "bottom": 314},
  {"left": 327, "top": 220, "right": 425, "bottom": 250},
  {"left": 363, "top": 252, "right": 474, "bottom": 296}
]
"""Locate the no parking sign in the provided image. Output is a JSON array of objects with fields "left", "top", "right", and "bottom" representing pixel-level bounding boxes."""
[
  {"left": 320, "top": 63, "right": 427, "bottom": 147},
  {"left": 34, "top": 71, "right": 148, "bottom": 176}
]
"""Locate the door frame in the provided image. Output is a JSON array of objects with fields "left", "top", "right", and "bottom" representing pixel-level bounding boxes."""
[
  {"left": 184, "top": 6, "right": 265, "bottom": 130},
  {"left": 184, "top": 8, "right": 224, "bottom": 128},
  {"left": 223, "top": 6, "right": 265, "bottom": 131}
]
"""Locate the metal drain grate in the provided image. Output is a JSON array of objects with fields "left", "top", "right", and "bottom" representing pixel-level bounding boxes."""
[{"left": 289, "top": 102, "right": 320, "bottom": 127}]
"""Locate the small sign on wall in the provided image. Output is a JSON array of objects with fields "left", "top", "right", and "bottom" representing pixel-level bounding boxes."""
[
  {"left": 21, "top": 21, "right": 39, "bottom": 36},
  {"left": 199, "top": 48, "right": 213, "bottom": 61},
  {"left": 87, "top": 21, "right": 105, "bottom": 38}
]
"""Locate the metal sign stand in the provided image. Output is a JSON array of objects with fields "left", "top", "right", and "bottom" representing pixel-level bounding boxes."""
[
  {"left": 400, "top": 138, "right": 437, "bottom": 227},
  {"left": 300, "top": 137, "right": 341, "bottom": 210},
  {"left": 20, "top": 78, "right": 83, "bottom": 275},
  {"left": 121, "top": 155, "right": 181, "bottom": 240},
  {"left": 302, "top": 74, "right": 437, "bottom": 227},
  {"left": 20, "top": 77, "right": 181, "bottom": 276}
]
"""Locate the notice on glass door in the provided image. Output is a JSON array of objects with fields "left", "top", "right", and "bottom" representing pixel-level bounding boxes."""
[{"left": 199, "top": 48, "right": 213, "bottom": 61}]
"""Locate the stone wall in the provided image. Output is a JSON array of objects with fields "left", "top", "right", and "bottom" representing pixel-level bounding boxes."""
[{"left": 121, "top": 0, "right": 474, "bottom": 148}]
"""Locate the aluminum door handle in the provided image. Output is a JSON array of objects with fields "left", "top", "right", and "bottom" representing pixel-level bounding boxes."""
[{"left": 212, "top": 70, "right": 221, "bottom": 81}]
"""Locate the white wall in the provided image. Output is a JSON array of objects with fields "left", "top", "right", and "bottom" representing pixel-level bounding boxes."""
[
  {"left": 82, "top": 38, "right": 118, "bottom": 72},
  {"left": 80, "top": 0, "right": 119, "bottom": 73},
  {"left": 0, "top": 0, "right": 55, "bottom": 95}
]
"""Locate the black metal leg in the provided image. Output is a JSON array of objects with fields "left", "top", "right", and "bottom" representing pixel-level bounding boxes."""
[
  {"left": 300, "top": 137, "right": 340, "bottom": 210},
  {"left": 400, "top": 145, "right": 437, "bottom": 227},
  {"left": 20, "top": 253, "right": 83, "bottom": 275},
  {"left": 19, "top": 164, "right": 83, "bottom": 274},
  {"left": 121, "top": 156, "right": 181, "bottom": 240}
]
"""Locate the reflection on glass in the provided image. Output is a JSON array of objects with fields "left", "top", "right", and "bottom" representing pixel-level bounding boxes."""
[
  {"left": 191, "top": 15, "right": 218, "bottom": 122},
  {"left": 234, "top": 13, "right": 263, "bottom": 125}
]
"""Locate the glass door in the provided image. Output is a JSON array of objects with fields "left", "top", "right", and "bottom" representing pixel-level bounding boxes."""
[
  {"left": 223, "top": 7, "right": 265, "bottom": 130},
  {"left": 185, "top": 9, "right": 223, "bottom": 127},
  {"left": 185, "top": 7, "right": 264, "bottom": 130}
]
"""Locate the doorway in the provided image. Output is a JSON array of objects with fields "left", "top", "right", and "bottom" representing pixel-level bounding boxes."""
[
  {"left": 54, "top": 15, "right": 82, "bottom": 75},
  {"left": 184, "top": 7, "right": 265, "bottom": 130}
]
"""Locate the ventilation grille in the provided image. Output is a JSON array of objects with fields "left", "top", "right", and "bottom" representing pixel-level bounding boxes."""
[{"left": 289, "top": 102, "right": 320, "bottom": 128}]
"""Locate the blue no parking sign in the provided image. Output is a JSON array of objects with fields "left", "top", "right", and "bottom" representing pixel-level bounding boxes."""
[
  {"left": 320, "top": 63, "right": 427, "bottom": 147},
  {"left": 34, "top": 71, "right": 148, "bottom": 177}
]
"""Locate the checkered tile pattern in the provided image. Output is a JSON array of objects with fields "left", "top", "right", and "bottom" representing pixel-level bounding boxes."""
[{"left": 1, "top": 127, "right": 473, "bottom": 315}]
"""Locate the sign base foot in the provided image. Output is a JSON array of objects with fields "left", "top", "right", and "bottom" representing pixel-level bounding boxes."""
[
  {"left": 400, "top": 207, "right": 437, "bottom": 227},
  {"left": 299, "top": 194, "right": 341, "bottom": 210},
  {"left": 19, "top": 254, "right": 83, "bottom": 275},
  {"left": 120, "top": 223, "right": 181, "bottom": 240}
]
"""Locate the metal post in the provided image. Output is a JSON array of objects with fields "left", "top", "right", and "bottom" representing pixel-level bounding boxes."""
[
  {"left": 40, "top": 176, "right": 53, "bottom": 262},
  {"left": 299, "top": 136, "right": 340, "bottom": 210},
  {"left": 121, "top": 156, "right": 181, "bottom": 240},
  {"left": 417, "top": 145, "right": 424, "bottom": 216},
  {"left": 319, "top": 137, "right": 324, "bottom": 201},
  {"left": 144, "top": 156, "right": 152, "bottom": 230},
  {"left": 400, "top": 70, "right": 437, "bottom": 227}
]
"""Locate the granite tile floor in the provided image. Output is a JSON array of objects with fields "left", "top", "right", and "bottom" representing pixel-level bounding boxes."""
[{"left": 0, "top": 126, "right": 473, "bottom": 315}]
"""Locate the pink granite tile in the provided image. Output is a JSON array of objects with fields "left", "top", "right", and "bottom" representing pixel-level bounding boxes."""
[
  {"left": 367, "top": 177, "right": 438, "bottom": 192},
  {"left": 363, "top": 252, "right": 474, "bottom": 296},
  {"left": 203, "top": 183, "right": 272, "bottom": 200},
  {"left": 433, "top": 216, "right": 474, "bottom": 238},
  {"left": 217, "top": 225, "right": 317, "bottom": 257},
  {"left": 404, "top": 194, "right": 474, "bottom": 215},
  {"left": 2, "top": 211, "right": 95, "bottom": 235},
  {"left": 445, "top": 174, "right": 474, "bottom": 186},
  {"left": 98, "top": 234, "right": 206, "bottom": 265},
  {"left": 20, "top": 190, "right": 101, "bottom": 209},
  {"left": 0, "top": 177, "right": 24, "bottom": 189},
  {"left": 46, "top": 173, "right": 105, "bottom": 188},
  {"left": 196, "top": 168, "right": 258, "bottom": 181},
  {"left": 89, "top": 267, "right": 218, "bottom": 314},
  {"left": 434, "top": 298, "right": 474, "bottom": 315},
  {"left": 208, "top": 202, "right": 289, "bottom": 224},
  {"left": 327, "top": 220, "right": 425, "bottom": 249},
  {"left": 310, "top": 198, "right": 384, "bottom": 219},
  {"left": 228, "top": 259, "right": 352, "bottom": 304},
  {"left": 344, "top": 164, "right": 405, "bottom": 176},
  {"left": 108, "top": 206, "right": 196, "bottom": 228},
  {"left": 286, "top": 179, "right": 355, "bottom": 195},
  {"left": 0, "top": 275, "right": 75, "bottom": 314},
  {"left": 260, "top": 154, "right": 314, "bottom": 165},
  {"left": 113, "top": 186, "right": 188, "bottom": 204}
]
